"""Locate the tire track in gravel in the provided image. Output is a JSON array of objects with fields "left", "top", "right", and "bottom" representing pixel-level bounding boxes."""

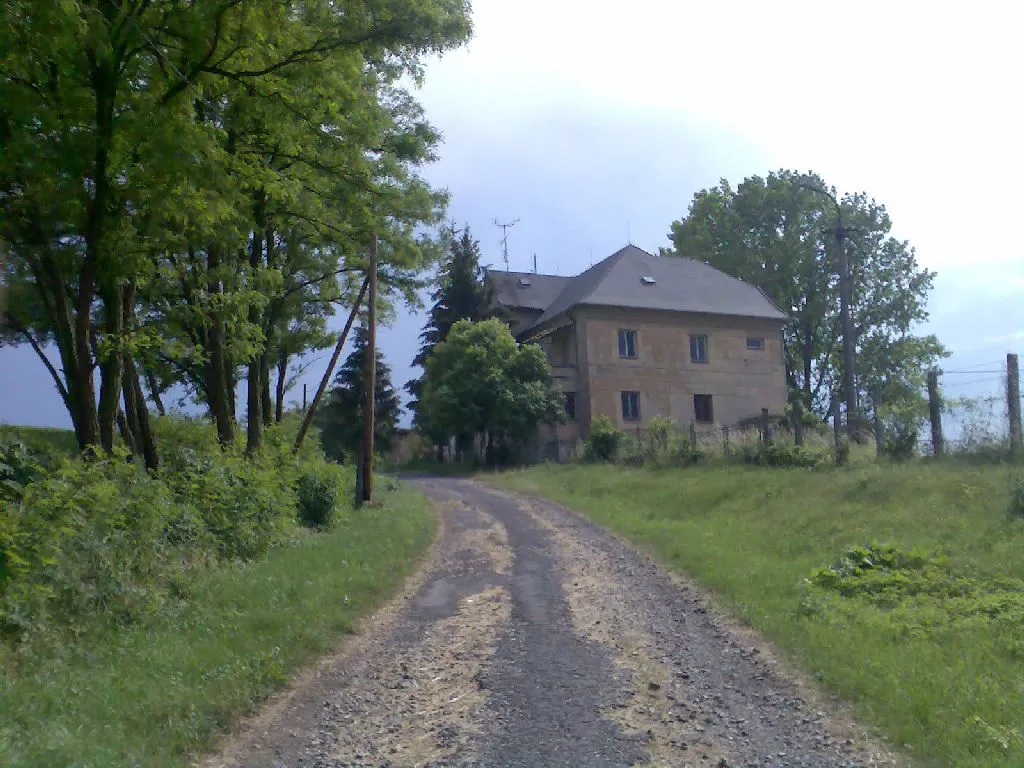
[
  {"left": 204, "top": 486, "right": 514, "bottom": 768},
  {"left": 204, "top": 477, "right": 905, "bottom": 768},
  {"left": 483, "top": 482, "right": 904, "bottom": 768}
]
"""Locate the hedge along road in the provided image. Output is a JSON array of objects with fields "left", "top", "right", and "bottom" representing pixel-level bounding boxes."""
[{"left": 204, "top": 478, "right": 902, "bottom": 768}]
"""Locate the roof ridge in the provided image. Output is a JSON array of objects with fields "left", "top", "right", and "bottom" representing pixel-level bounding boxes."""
[{"left": 530, "top": 247, "right": 633, "bottom": 326}]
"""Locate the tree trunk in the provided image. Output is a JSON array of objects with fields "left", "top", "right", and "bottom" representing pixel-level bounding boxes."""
[
  {"left": 275, "top": 351, "right": 288, "bottom": 423},
  {"left": 143, "top": 369, "right": 167, "bottom": 416},
  {"left": 261, "top": 352, "right": 273, "bottom": 426},
  {"left": 245, "top": 360, "right": 262, "bottom": 454},
  {"left": 96, "top": 284, "right": 124, "bottom": 453},
  {"left": 205, "top": 247, "right": 234, "bottom": 446},
  {"left": 125, "top": 358, "right": 159, "bottom": 470},
  {"left": 122, "top": 282, "right": 159, "bottom": 470},
  {"left": 245, "top": 226, "right": 265, "bottom": 455},
  {"left": 116, "top": 408, "right": 136, "bottom": 456},
  {"left": 70, "top": 266, "right": 100, "bottom": 451}
]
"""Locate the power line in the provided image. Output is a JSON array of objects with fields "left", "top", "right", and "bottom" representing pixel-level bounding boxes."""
[
  {"left": 940, "top": 376, "right": 1004, "bottom": 390},
  {"left": 942, "top": 361, "right": 1004, "bottom": 374},
  {"left": 942, "top": 369, "right": 1004, "bottom": 375}
]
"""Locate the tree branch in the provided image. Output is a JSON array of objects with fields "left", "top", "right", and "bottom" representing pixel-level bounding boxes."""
[
  {"left": 5, "top": 311, "right": 71, "bottom": 407},
  {"left": 282, "top": 265, "right": 359, "bottom": 300}
]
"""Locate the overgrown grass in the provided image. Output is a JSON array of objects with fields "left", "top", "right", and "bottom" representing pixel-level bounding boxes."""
[
  {"left": 0, "top": 483, "right": 435, "bottom": 767},
  {"left": 495, "top": 461, "right": 1024, "bottom": 767}
]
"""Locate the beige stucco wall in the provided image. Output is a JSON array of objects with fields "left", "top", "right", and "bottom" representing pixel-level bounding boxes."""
[{"left": 574, "top": 307, "right": 787, "bottom": 431}]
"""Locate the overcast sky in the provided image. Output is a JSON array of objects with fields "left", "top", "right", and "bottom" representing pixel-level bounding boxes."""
[{"left": 2, "top": 0, "right": 1022, "bottom": 427}]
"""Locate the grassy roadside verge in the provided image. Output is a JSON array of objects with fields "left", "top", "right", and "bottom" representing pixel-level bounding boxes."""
[
  {"left": 494, "top": 462, "right": 1024, "bottom": 766},
  {"left": 0, "top": 483, "right": 435, "bottom": 768}
]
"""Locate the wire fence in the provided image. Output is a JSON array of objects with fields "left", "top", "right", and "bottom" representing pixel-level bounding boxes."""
[
  {"left": 537, "top": 352, "right": 1022, "bottom": 466},
  {"left": 921, "top": 355, "right": 1022, "bottom": 458}
]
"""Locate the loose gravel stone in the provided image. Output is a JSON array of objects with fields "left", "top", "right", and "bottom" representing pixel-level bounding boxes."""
[{"left": 202, "top": 478, "right": 905, "bottom": 768}]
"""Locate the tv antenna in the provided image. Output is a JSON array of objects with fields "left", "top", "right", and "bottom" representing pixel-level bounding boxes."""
[{"left": 493, "top": 218, "right": 520, "bottom": 271}]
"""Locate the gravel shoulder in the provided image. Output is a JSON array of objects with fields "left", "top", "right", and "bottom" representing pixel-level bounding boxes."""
[{"left": 203, "top": 477, "right": 903, "bottom": 768}]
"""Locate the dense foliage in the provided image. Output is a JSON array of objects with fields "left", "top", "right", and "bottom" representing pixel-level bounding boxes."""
[
  {"left": 0, "top": 418, "right": 348, "bottom": 643},
  {"left": 0, "top": 0, "right": 472, "bottom": 461},
  {"left": 663, "top": 170, "right": 947, "bottom": 425},
  {"left": 418, "top": 318, "right": 564, "bottom": 462}
]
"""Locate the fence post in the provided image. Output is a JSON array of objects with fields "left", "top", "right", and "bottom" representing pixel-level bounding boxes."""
[
  {"left": 688, "top": 421, "right": 697, "bottom": 448},
  {"left": 927, "top": 368, "right": 944, "bottom": 458},
  {"left": 833, "top": 398, "right": 845, "bottom": 466},
  {"left": 1008, "top": 353, "right": 1021, "bottom": 459},
  {"left": 760, "top": 407, "right": 771, "bottom": 445},
  {"left": 722, "top": 425, "right": 730, "bottom": 457},
  {"left": 872, "top": 390, "right": 885, "bottom": 458}
]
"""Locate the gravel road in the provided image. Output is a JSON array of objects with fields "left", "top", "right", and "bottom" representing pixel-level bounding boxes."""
[{"left": 204, "top": 477, "right": 902, "bottom": 768}]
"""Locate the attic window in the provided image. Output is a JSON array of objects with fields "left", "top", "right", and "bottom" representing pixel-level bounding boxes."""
[
  {"left": 640, "top": 276, "right": 656, "bottom": 285},
  {"left": 518, "top": 277, "right": 532, "bottom": 287}
]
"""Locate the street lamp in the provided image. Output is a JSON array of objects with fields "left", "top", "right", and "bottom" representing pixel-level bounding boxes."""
[{"left": 798, "top": 177, "right": 859, "bottom": 440}]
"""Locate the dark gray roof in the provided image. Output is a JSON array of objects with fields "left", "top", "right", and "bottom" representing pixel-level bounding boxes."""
[
  {"left": 486, "top": 269, "right": 571, "bottom": 311},
  {"left": 518, "top": 245, "right": 787, "bottom": 331}
]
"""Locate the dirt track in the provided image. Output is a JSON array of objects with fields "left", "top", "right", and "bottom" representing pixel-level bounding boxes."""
[{"left": 204, "top": 478, "right": 901, "bottom": 768}]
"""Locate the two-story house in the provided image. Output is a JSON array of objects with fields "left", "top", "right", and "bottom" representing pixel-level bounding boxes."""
[{"left": 488, "top": 245, "right": 788, "bottom": 449}]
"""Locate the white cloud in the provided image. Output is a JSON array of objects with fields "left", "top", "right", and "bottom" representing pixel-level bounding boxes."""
[{"left": 421, "top": 0, "right": 1024, "bottom": 271}]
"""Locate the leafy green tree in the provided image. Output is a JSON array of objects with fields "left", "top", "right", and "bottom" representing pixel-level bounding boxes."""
[
  {"left": 0, "top": 0, "right": 471, "bottom": 457},
  {"left": 418, "top": 319, "right": 564, "bottom": 463},
  {"left": 317, "top": 324, "right": 401, "bottom": 464},
  {"left": 407, "top": 225, "right": 497, "bottom": 421},
  {"left": 662, "top": 170, "right": 947, "bottom": 421}
]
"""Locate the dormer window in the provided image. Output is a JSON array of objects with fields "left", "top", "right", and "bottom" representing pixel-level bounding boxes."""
[
  {"left": 518, "top": 277, "right": 532, "bottom": 287},
  {"left": 640, "top": 276, "right": 656, "bottom": 285}
]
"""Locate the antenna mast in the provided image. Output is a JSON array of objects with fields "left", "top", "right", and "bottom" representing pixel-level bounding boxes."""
[{"left": 493, "top": 217, "right": 520, "bottom": 271}]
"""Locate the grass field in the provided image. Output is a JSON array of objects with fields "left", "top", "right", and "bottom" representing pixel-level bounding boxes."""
[
  {"left": 496, "top": 461, "right": 1024, "bottom": 767},
  {"left": 0, "top": 483, "right": 435, "bottom": 768}
]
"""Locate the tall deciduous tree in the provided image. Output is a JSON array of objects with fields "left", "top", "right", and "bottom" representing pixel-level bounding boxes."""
[
  {"left": 407, "top": 225, "right": 497, "bottom": 417},
  {"left": 418, "top": 318, "right": 564, "bottom": 463},
  {"left": 317, "top": 324, "right": 401, "bottom": 464},
  {"left": 0, "top": 0, "right": 471, "bottom": 458},
  {"left": 662, "top": 170, "right": 946, "bottom": 421}
]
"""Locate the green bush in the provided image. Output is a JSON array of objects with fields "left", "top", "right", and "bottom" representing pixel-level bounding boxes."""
[
  {"left": 0, "top": 417, "right": 351, "bottom": 642},
  {"left": 741, "top": 441, "right": 828, "bottom": 468},
  {"left": 160, "top": 450, "right": 295, "bottom": 561},
  {"left": 584, "top": 416, "right": 622, "bottom": 462},
  {"left": 881, "top": 405, "right": 924, "bottom": 461},
  {"left": 0, "top": 451, "right": 192, "bottom": 636},
  {"left": 297, "top": 467, "right": 340, "bottom": 528},
  {"left": 0, "top": 439, "right": 52, "bottom": 502}
]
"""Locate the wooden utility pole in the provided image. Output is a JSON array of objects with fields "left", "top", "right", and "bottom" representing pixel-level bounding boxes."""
[
  {"left": 799, "top": 178, "right": 859, "bottom": 439},
  {"left": 1008, "top": 353, "right": 1021, "bottom": 459},
  {"left": 927, "top": 369, "right": 944, "bottom": 458},
  {"left": 293, "top": 276, "right": 370, "bottom": 453},
  {"left": 359, "top": 235, "right": 378, "bottom": 504}
]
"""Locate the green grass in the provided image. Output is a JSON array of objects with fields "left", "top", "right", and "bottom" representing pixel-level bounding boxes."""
[
  {"left": 0, "top": 424, "right": 79, "bottom": 455},
  {"left": 0, "top": 483, "right": 435, "bottom": 768},
  {"left": 494, "top": 461, "right": 1024, "bottom": 767}
]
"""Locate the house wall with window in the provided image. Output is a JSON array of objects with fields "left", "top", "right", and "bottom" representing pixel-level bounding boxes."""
[{"left": 576, "top": 307, "right": 786, "bottom": 430}]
